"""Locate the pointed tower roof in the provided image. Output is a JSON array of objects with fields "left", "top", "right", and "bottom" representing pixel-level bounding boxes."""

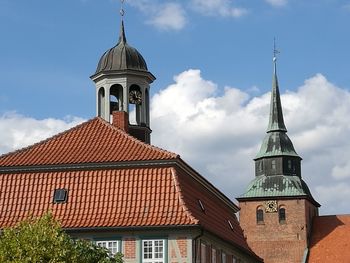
[
  {"left": 267, "top": 58, "right": 287, "bottom": 132},
  {"left": 255, "top": 55, "right": 300, "bottom": 160}
]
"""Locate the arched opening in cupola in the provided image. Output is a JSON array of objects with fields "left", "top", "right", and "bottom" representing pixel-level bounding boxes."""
[{"left": 98, "top": 87, "right": 105, "bottom": 118}]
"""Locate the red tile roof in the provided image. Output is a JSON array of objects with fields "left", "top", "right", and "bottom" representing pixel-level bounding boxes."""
[
  {"left": 308, "top": 215, "right": 350, "bottom": 263},
  {"left": 0, "top": 166, "right": 254, "bottom": 255},
  {"left": 0, "top": 118, "right": 259, "bottom": 260},
  {"left": 0, "top": 117, "right": 178, "bottom": 166},
  {"left": 175, "top": 167, "right": 252, "bottom": 253},
  {"left": 0, "top": 167, "right": 196, "bottom": 228}
]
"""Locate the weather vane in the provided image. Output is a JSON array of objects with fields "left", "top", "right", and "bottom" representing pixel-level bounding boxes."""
[
  {"left": 273, "top": 37, "right": 280, "bottom": 62},
  {"left": 120, "top": 0, "right": 125, "bottom": 19}
]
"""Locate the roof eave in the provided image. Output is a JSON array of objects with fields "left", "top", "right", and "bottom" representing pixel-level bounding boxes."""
[{"left": 90, "top": 69, "right": 156, "bottom": 83}]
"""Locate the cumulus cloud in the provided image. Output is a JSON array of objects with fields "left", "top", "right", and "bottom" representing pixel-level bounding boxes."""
[
  {"left": 1, "top": 70, "right": 350, "bottom": 216},
  {"left": 0, "top": 113, "right": 84, "bottom": 155},
  {"left": 265, "top": 0, "right": 288, "bottom": 7},
  {"left": 151, "top": 69, "right": 350, "bottom": 215},
  {"left": 147, "top": 3, "right": 186, "bottom": 31},
  {"left": 128, "top": 0, "right": 187, "bottom": 31},
  {"left": 189, "top": 0, "right": 248, "bottom": 18}
]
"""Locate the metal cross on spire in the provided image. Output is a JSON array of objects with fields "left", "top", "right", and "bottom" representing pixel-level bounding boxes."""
[
  {"left": 273, "top": 38, "right": 280, "bottom": 73},
  {"left": 120, "top": 0, "right": 125, "bottom": 19}
]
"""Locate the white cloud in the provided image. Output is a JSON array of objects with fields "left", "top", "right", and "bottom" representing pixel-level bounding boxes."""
[
  {"left": 2, "top": 70, "right": 350, "bottom": 216},
  {"left": 265, "top": 0, "right": 288, "bottom": 7},
  {"left": 127, "top": 0, "right": 187, "bottom": 31},
  {"left": 147, "top": 3, "right": 186, "bottom": 31},
  {"left": 0, "top": 112, "right": 84, "bottom": 155},
  {"left": 151, "top": 69, "right": 350, "bottom": 215},
  {"left": 190, "top": 0, "right": 248, "bottom": 18}
]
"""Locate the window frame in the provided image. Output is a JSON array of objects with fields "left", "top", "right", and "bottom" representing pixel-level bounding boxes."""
[
  {"left": 53, "top": 188, "right": 68, "bottom": 204},
  {"left": 279, "top": 207, "right": 286, "bottom": 223},
  {"left": 256, "top": 207, "right": 264, "bottom": 224},
  {"left": 211, "top": 247, "right": 217, "bottom": 263},
  {"left": 141, "top": 238, "right": 167, "bottom": 263},
  {"left": 95, "top": 239, "right": 121, "bottom": 256},
  {"left": 201, "top": 242, "right": 207, "bottom": 263},
  {"left": 271, "top": 159, "right": 276, "bottom": 170}
]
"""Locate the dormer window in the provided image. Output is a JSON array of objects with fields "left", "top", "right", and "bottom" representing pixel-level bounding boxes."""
[
  {"left": 53, "top": 189, "right": 68, "bottom": 204},
  {"left": 198, "top": 199, "right": 205, "bottom": 213}
]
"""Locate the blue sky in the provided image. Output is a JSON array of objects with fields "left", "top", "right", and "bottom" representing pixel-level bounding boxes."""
[
  {"left": 1, "top": 0, "right": 350, "bottom": 118},
  {"left": 1, "top": 0, "right": 350, "bottom": 215}
]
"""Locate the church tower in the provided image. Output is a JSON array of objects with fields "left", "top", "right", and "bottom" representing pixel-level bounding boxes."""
[
  {"left": 90, "top": 16, "right": 155, "bottom": 143},
  {"left": 237, "top": 52, "right": 320, "bottom": 263}
]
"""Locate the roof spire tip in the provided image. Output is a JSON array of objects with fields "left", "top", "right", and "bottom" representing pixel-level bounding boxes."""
[
  {"left": 118, "top": 0, "right": 127, "bottom": 43},
  {"left": 273, "top": 37, "right": 280, "bottom": 73}
]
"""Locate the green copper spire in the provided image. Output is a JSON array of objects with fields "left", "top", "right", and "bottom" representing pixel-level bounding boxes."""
[
  {"left": 255, "top": 47, "right": 299, "bottom": 160},
  {"left": 238, "top": 43, "right": 319, "bottom": 207},
  {"left": 267, "top": 53, "right": 287, "bottom": 133}
]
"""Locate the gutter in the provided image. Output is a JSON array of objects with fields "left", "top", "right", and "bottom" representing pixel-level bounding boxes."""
[{"left": 64, "top": 224, "right": 199, "bottom": 233}]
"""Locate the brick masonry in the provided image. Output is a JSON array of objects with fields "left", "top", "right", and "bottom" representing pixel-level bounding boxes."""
[
  {"left": 123, "top": 237, "right": 136, "bottom": 259},
  {"left": 239, "top": 198, "right": 318, "bottom": 263}
]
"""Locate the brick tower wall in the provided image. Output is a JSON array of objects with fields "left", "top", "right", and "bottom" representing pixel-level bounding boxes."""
[{"left": 239, "top": 199, "right": 318, "bottom": 263}]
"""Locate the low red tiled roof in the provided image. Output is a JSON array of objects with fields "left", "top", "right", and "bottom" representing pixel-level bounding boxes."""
[
  {"left": 0, "top": 167, "right": 196, "bottom": 228},
  {"left": 175, "top": 167, "right": 253, "bottom": 254},
  {"left": 0, "top": 166, "right": 254, "bottom": 256},
  {"left": 308, "top": 215, "right": 350, "bottom": 263},
  {"left": 0, "top": 117, "right": 178, "bottom": 166}
]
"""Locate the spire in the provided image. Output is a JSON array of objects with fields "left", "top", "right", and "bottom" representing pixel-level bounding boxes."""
[
  {"left": 118, "top": 0, "right": 127, "bottom": 44},
  {"left": 118, "top": 20, "right": 127, "bottom": 44},
  {"left": 267, "top": 41, "right": 287, "bottom": 133}
]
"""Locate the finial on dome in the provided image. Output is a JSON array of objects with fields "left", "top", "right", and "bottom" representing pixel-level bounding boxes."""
[
  {"left": 118, "top": 0, "right": 127, "bottom": 43},
  {"left": 120, "top": 0, "right": 125, "bottom": 18}
]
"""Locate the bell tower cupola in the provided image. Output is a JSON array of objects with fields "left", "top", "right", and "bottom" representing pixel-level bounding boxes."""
[{"left": 90, "top": 10, "right": 155, "bottom": 143}]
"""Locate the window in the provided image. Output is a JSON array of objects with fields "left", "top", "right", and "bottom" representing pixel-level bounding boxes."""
[
  {"left": 198, "top": 199, "right": 205, "bottom": 213},
  {"left": 256, "top": 208, "right": 264, "bottom": 224},
  {"left": 232, "top": 256, "right": 237, "bottom": 263},
  {"left": 271, "top": 160, "right": 276, "bottom": 170},
  {"left": 96, "top": 240, "right": 120, "bottom": 255},
  {"left": 227, "top": 220, "right": 234, "bottom": 231},
  {"left": 288, "top": 160, "right": 292, "bottom": 170},
  {"left": 258, "top": 161, "right": 263, "bottom": 172},
  {"left": 53, "top": 189, "right": 68, "bottom": 203},
  {"left": 211, "top": 248, "right": 216, "bottom": 263},
  {"left": 279, "top": 207, "right": 286, "bottom": 223},
  {"left": 142, "top": 239, "right": 165, "bottom": 263},
  {"left": 222, "top": 252, "right": 226, "bottom": 263},
  {"left": 201, "top": 243, "right": 207, "bottom": 263}
]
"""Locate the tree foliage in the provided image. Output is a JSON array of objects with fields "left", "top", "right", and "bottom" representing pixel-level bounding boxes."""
[{"left": 0, "top": 213, "right": 123, "bottom": 263}]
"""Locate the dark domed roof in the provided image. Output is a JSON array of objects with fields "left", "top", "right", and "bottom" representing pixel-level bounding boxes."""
[{"left": 95, "top": 21, "right": 148, "bottom": 74}]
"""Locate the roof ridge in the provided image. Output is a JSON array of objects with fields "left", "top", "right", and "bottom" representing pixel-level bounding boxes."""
[
  {"left": 170, "top": 167, "right": 199, "bottom": 225},
  {"left": 0, "top": 117, "right": 91, "bottom": 161},
  {"left": 96, "top": 117, "right": 179, "bottom": 159}
]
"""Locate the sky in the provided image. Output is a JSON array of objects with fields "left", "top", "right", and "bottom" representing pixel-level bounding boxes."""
[{"left": 1, "top": 0, "right": 350, "bottom": 216}]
